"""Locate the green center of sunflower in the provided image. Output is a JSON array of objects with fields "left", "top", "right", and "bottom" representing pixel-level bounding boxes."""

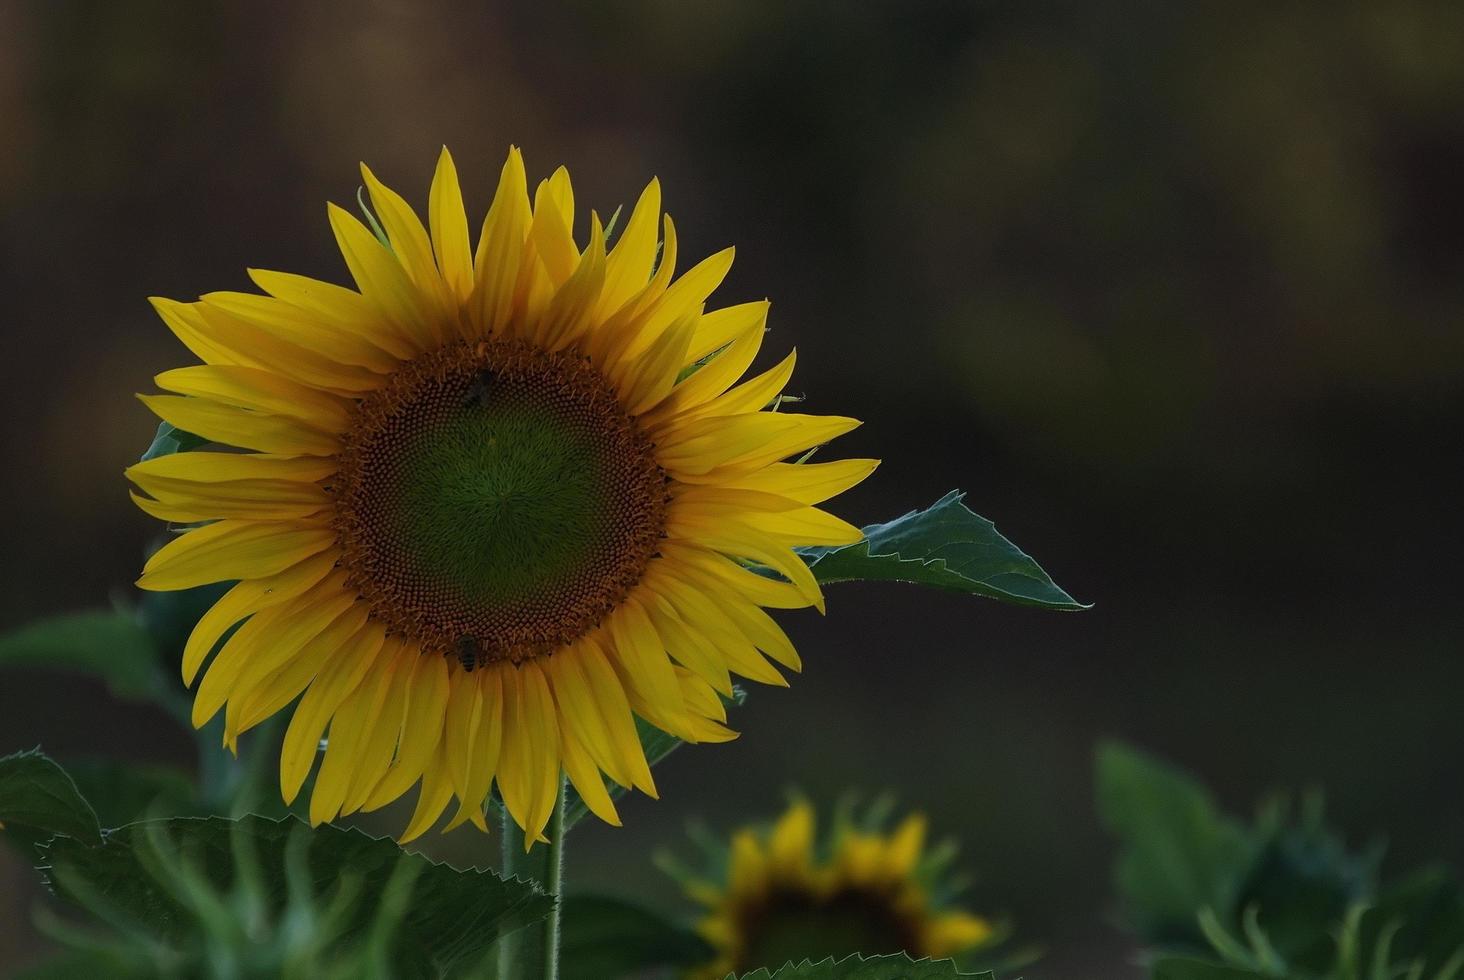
[
  {"left": 333, "top": 341, "right": 666, "bottom": 667},
  {"left": 735, "top": 886, "right": 924, "bottom": 972}
]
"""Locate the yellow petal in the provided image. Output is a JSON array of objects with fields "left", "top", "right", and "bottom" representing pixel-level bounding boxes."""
[
  {"left": 471, "top": 147, "right": 532, "bottom": 337},
  {"left": 617, "top": 306, "right": 699, "bottom": 415},
  {"left": 768, "top": 800, "right": 815, "bottom": 877},
  {"left": 686, "top": 300, "right": 769, "bottom": 364},
  {"left": 885, "top": 813, "right": 927, "bottom": 878},
  {"left": 179, "top": 549, "right": 338, "bottom": 685},
  {"left": 596, "top": 178, "right": 661, "bottom": 318},
  {"left": 518, "top": 662, "right": 563, "bottom": 843},
  {"left": 361, "top": 163, "right": 449, "bottom": 310},
  {"left": 575, "top": 639, "right": 656, "bottom": 796},
  {"left": 190, "top": 301, "right": 388, "bottom": 394},
  {"left": 128, "top": 451, "right": 337, "bottom": 487},
  {"left": 311, "top": 649, "right": 398, "bottom": 825},
  {"left": 496, "top": 666, "right": 560, "bottom": 844},
  {"left": 245, "top": 269, "right": 395, "bottom": 348},
  {"left": 328, "top": 202, "right": 435, "bottom": 349},
  {"left": 137, "top": 395, "right": 339, "bottom": 457},
  {"left": 442, "top": 666, "right": 486, "bottom": 809},
  {"left": 341, "top": 643, "right": 416, "bottom": 815},
  {"left": 199, "top": 292, "right": 402, "bottom": 374},
  {"left": 278, "top": 620, "right": 387, "bottom": 803},
  {"left": 532, "top": 213, "right": 606, "bottom": 352},
  {"left": 428, "top": 147, "right": 475, "bottom": 300},
  {"left": 716, "top": 459, "right": 879, "bottom": 506},
  {"left": 193, "top": 580, "right": 359, "bottom": 729},
  {"left": 640, "top": 566, "right": 787, "bottom": 687},
  {"left": 639, "top": 590, "right": 734, "bottom": 696},
  {"left": 688, "top": 348, "right": 799, "bottom": 422},
  {"left": 605, "top": 598, "right": 689, "bottom": 735},
  {"left": 657, "top": 412, "right": 861, "bottom": 477},
  {"left": 228, "top": 602, "right": 371, "bottom": 738},
  {"left": 651, "top": 310, "right": 766, "bottom": 421},
  {"left": 923, "top": 911, "right": 995, "bottom": 956},
  {"left": 138, "top": 519, "right": 336, "bottom": 592},
  {"left": 621, "top": 247, "right": 734, "bottom": 361},
  {"left": 559, "top": 723, "right": 620, "bottom": 827},
  {"left": 445, "top": 666, "right": 503, "bottom": 832},
  {"left": 362, "top": 651, "right": 450, "bottom": 812},
  {"left": 154, "top": 364, "right": 355, "bottom": 432},
  {"left": 527, "top": 174, "right": 579, "bottom": 288},
  {"left": 399, "top": 756, "right": 455, "bottom": 844}
]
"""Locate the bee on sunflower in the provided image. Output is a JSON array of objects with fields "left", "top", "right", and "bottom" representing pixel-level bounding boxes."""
[
  {"left": 666, "top": 799, "right": 1017, "bottom": 978},
  {"left": 126, "top": 148, "right": 875, "bottom": 844}
]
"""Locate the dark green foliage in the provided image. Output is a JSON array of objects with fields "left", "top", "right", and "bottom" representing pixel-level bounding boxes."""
[
  {"left": 1097, "top": 741, "right": 1255, "bottom": 948},
  {"left": 559, "top": 894, "right": 714, "bottom": 980},
  {"left": 1101, "top": 742, "right": 1464, "bottom": 979},
  {"left": 41, "top": 814, "right": 553, "bottom": 975},
  {"left": 0, "top": 610, "right": 168, "bottom": 703},
  {"left": 0, "top": 748, "right": 103, "bottom": 850},
  {"left": 800, "top": 492, "right": 1086, "bottom": 611},
  {"left": 140, "top": 421, "right": 207, "bottom": 462}
]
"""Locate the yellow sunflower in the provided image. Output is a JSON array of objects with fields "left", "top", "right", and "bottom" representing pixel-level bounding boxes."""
[
  {"left": 126, "top": 148, "right": 874, "bottom": 844},
  {"left": 677, "top": 801, "right": 995, "bottom": 978}
]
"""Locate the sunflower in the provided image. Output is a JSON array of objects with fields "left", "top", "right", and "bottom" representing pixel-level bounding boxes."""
[
  {"left": 673, "top": 800, "right": 996, "bottom": 978},
  {"left": 127, "top": 148, "right": 874, "bottom": 844}
]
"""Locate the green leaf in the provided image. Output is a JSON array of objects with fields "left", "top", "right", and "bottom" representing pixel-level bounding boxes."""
[
  {"left": 135, "top": 582, "right": 232, "bottom": 665},
  {"left": 1353, "top": 868, "right": 1464, "bottom": 978},
  {"left": 730, "top": 953, "right": 994, "bottom": 979},
  {"left": 560, "top": 894, "right": 714, "bottom": 980},
  {"left": 0, "top": 609, "right": 167, "bottom": 703},
  {"left": 800, "top": 491, "right": 1086, "bottom": 611},
  {"left": 1150, "top": 957, "right": 1274, "bottom": 980},
  {"left": 1096, "top": 742, "right": 1255, "bottom": 948},
  {"left": 41, "top": 813, "right": 554, "bottom": 975},
  {"left": 562, "top": 687, "right": 747, "bottom": 830},
  {"left": 12, "top": 951, "right": 151, "bottom": 980},
  {"left": 63, "top": 758, "right": 200, "bottom": 826},
  {"left": 1233, "top": 797, "right": 1378, "bottom": 970},
  {"left": 0, "top": 749, "right": 102, "bottom": 850},
  {"left": 139, "top": 421, "right": 206, "bottom": 462}
]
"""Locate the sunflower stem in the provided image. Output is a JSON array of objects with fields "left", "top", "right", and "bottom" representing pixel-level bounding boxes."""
[{"left": 497, "top": 778, "right": 566, "bottom": 980}]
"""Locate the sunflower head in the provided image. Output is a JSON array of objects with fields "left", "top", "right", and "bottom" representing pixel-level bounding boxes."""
[
  {"left": 126, "top": 148, "right": 875, "bottom": 845},
  {"left": 669, "top": 799, "right": 999, "bottom": 978}
]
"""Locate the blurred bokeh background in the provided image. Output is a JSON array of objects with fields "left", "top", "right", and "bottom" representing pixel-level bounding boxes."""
[{"left": 3, "top": 1, "right": 1464, "bottom": 976}]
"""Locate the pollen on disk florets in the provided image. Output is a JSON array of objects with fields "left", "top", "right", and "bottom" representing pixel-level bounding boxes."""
[{"left": 331, "top": 340, "right": 667, "bottom": 667}]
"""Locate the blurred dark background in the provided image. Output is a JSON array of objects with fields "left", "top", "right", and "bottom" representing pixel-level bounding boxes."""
[{"left": 3, "top": 2, "right": 1464, "bottom": 976}]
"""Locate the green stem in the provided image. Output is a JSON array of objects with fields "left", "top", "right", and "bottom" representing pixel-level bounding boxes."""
[{"left": 497, "top": 778, "right": 567, "bottom": 980}]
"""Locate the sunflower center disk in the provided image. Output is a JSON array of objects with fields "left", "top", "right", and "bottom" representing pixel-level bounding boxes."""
[
  {"left": 334, "top": 341, "right": 666, "bottom": 667},
  {"left": 737, "top": 887, "right": 922, "bottom": 971}
]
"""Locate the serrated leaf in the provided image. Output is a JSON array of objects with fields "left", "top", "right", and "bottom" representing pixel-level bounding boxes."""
[
  {"left": 140, "top": 421, "right": 207, "bottom": 462},
  {"left": 560, "top": 894, "right": 714, "bottom": 980},
  {"left": 730, "top": 952, "right": 994, "bottom": 979},
  {"left": 0, "top": 610, "right": 167, "bottom": 703},
  {"left": 562, "top": 688, "right": 747, "bottom": 830},
  {"left": 1096, "top": 742, "right": 1255, "bottom": 948},
  {"left": 0, "top": 749, "right": 102, "bottom": 850},
  {"left": 800, "top": 491, "right": 1086, "bottom": 611},
  {"left": 41, "top": 814, "right": 554, "bottom": 974}
]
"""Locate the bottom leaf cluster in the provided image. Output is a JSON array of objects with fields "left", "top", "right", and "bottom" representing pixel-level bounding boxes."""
[{"left": 1099, "top": 742, "right": 1464, "bottom": 980}]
